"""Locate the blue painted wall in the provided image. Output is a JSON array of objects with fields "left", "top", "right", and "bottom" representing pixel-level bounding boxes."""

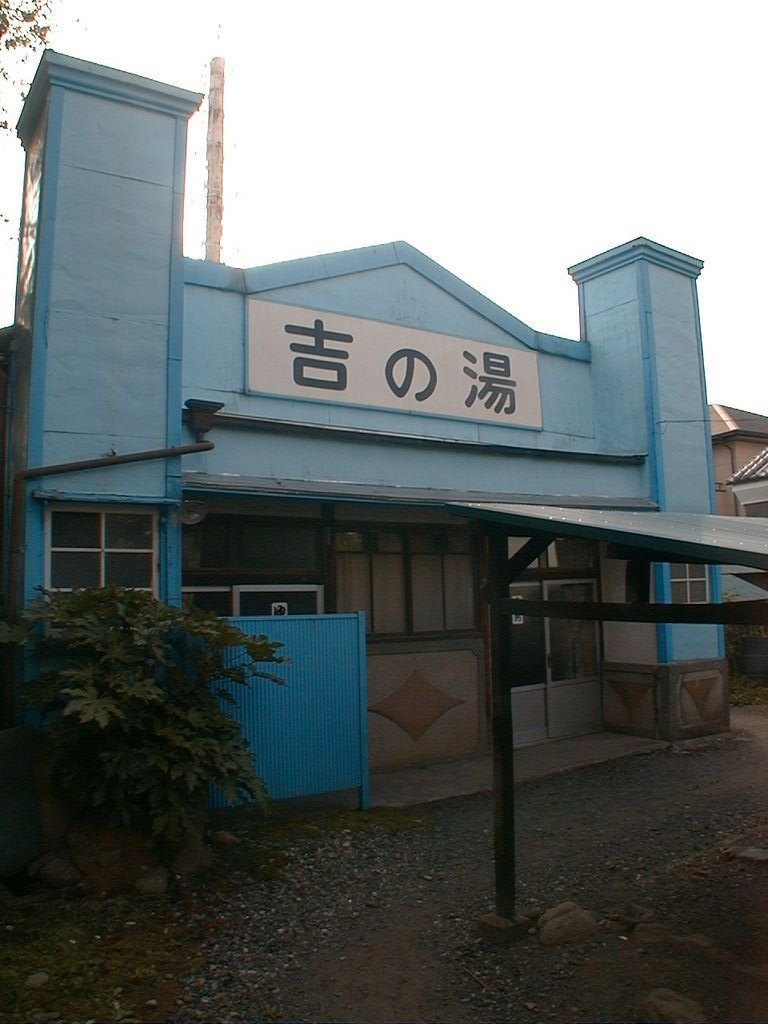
[
  {"left": 180, "top": 249, "right": 651, "bottom": 504},
  {"left": 570, "top": 240, "right": 720, "bottom": 662},
  {"left": 13, "top": 52, "right": 201, "bottom": 606},
  {"left": 11, "top": 52, "right": 720, "bottom": 675}
]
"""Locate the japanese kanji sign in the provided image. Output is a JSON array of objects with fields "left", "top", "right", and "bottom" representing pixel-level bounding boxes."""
[{"left": 247, "top": 299, "right": 542, "bottom": 429}]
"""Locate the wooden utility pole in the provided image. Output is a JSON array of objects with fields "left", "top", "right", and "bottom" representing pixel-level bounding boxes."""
[{"left": 205, "top": 56, "right": 225, "bottom": 263}]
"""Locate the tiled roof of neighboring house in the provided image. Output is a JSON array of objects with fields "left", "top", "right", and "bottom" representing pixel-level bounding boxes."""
[
  {"left": 710, "top": 404, "right": 768, "bottom": 438},
  {"left": 729, "top": 445, "right": 768, "bottom": 483},
  {"left": 721, "top": 568, "right": 768, "bottom": 600}
]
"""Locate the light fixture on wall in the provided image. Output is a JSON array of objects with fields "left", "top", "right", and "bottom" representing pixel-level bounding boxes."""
[{"left": 179, "top": 500, "right": 208, "bottom": 525}]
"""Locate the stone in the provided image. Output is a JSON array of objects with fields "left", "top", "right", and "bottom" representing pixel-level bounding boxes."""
[
  {"left": 734, "top": 847, "right": 768, "bottom": 862},
  {"left": 27, "top": 851, "right": 58, "bottom": 878},
  {"left": 476, "top": 912, "right": 529, "bottom": 945},
  {"left": 135, "top": 866, "right": 169, "bottom": 895},
  {"left": 25, "top": 970, "right": 51, "bottom": 988},
  {"left": 640, "top": 987, "right": 707, "bottom": 1023},
  {"left": 538, "top": 900, "right": 581, "bottom": 927},
  {"left": 170, "top": 835, "right": 214, "bottom": 875},
  {"left": 36, "top": 852, "right": 83, "bottom": 889},
  {"left": 632, "top": 922, "right": 675, "bottom": 945},
  {"left": 209, "top": 830, "right": 240, "bottom": 847},
  {"left": 539, "top": 905, "right": 598, "bottom": 946},
  {"left": 733, "top": 962, "right": 768, "bottom": 982},
  {"left": 670, "top": 933, "right": 720, "bottom": 959},
  {"left": 67, "top": 820, "right": 161, "bottom": 892}
]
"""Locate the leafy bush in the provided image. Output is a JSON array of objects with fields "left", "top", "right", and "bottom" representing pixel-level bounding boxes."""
[
  {"left": 725, "top": 620, "right": 768, "bottom": 674},
  {"left": 23, "top": 587, "right": 283, "bottom": 848},
  {"left": 729, "top": 674, "right": 768, "bottom": 706}
]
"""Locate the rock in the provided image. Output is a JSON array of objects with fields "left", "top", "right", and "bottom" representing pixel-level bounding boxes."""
[
  {"left": 35, "top": 852, "right": 83, "bottom": 888},
  {"left": 640, "top": 987, "right": 707, "bottom": 1023},
  {"left": 135, "top": 866, "right": 169, "bottom": 895},
  {"left": 67, "top": 820, "right": 161, "bottom": 892},
  {"left": 670, "top": 933, "right": 720, "bottom": 959},
  {"left": 733, "top": 962, "right": 768, "bottom": 982},
  {"left": 25, "top": 970, "right": 51, "bottom": 988},
  {"left": 632, "top": 922, "right": 675, "bottom": 945},
  {"left": 210, "top": 830, "right": 240, "bottom": 847},
  {"left": 538, "top": 904, "right": 598, "bottom": 946},
  {"left": 170, "top": 835, "right": 214, "bottom": 875},
  {"left": 476, "top": 912, "right": 529, "bottom": 945},
  {"left": 734, "top": 847, "right": 768, "bottom": 862},
  {"left": 538, "top": 900, "right": 581, "bottom": 927}
]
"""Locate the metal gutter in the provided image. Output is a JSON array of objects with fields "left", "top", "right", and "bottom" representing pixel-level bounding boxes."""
[{"left": 211, "top": 412, "right": 646, "bottom": 464}]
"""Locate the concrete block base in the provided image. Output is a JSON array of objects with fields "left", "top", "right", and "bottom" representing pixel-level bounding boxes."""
[{"left": 602, "top": 658, "right": 729, "bottom": 741}]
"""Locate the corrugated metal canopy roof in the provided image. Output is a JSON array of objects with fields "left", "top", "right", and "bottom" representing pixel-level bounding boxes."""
[{"left": 449, "top": 503, "right": 768, "bottom": 570}]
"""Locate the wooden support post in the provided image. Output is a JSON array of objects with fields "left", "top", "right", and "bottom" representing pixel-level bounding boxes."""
[
  {"left": 488, "top": 531, "right": 552, "bottom": 919},
  {"left": 492, "top": 632, "right": 516, "bottom": 918}
]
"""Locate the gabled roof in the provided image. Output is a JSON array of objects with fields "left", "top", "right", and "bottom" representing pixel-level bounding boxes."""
[
  {"left": 184, "top": 242, "right": 590, "bottom": 361},
  {"left": 730, "top": 446, "right": 768, "bottom": 484},
  {"left": 710, "top": 404, "right": 768, "bottom": 439}
]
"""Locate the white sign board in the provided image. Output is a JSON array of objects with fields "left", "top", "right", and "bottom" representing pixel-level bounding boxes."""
[{"left": 247, "top": 299, "right": 542, "bottom": 429}]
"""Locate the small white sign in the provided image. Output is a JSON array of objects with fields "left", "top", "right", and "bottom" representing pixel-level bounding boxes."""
[
  {"left": 271, "top": 602, "right": 289, "bottom": 616},
  {"left": 247, "top": 299, "right": 542, "bottom": 429}
]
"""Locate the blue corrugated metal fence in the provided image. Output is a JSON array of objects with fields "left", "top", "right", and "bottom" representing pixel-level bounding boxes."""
[{"left": 210, "top": 613, "right": 368, "bottom": 809}]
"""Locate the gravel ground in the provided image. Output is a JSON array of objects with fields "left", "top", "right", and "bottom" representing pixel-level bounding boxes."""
[
  {"left": 6, "top": 709, "right": 768, "bottom": 1023},
  {"left": 169, "top": 707, "right": 768, "bottom": 1023}
]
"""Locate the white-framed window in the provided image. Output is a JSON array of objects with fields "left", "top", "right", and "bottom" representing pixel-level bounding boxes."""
[
  {"left": 669, "top": 563, "right": 709, "bottom": 604},
  {"left": 181, "top": 584, "right": 325, "bottom": 617},
  {"left": 47, "top": 507, "right": 157, "bottom": 593}
]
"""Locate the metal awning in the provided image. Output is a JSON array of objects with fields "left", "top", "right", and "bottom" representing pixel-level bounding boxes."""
[
  {"left": 450, "top": 502, "right": 768, "bottom": 571},
  {"left": 451, "top": 502, "right": 768, "bottom": 922}
]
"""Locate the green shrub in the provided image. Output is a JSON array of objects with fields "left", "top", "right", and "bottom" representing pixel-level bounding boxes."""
[
  {"left": 725, "top": 620, "right": 768, "bottom": 675},
  {"left": 23, "top": 587, "right": 283, "bottom": 848},
  {"left": 729, "top": 674, "right": 768, "bottom": 706}
]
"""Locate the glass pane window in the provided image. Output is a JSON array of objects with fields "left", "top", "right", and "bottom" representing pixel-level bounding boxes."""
[
  {"left": 241, "top": 524, "right": 319, "bottom": 570},
  {"left": 444, "top": 554, "right": 475, "bottom": 629},
  {"left": 411, "top": 554, "right": 444, "bottom": 632},
  {"left": 105, "top": 514, "right": 152, "bottom": 549},
  {"left": 376, "top": 532, "right": 403, "bottom": 554},
  {"left": 336, "top": 553, "right": 371, "bottom": 622},
  {"left": 49, "top": 509, "right": 156, "bottom": 591},
  {"left": 371, "top": 553, "right": 407, "bottom": 633},
  {"left": 668, "top": 563, "right": 709, "bottom": 604},
  {"left": 546, "top": 582, "right": 599, "bottom": 680},
  {"left": 543, "top": 538, "right": 596, "bottom": 570},
  {"left": 51, "top": 511, "right": 100, "bottom": 548},
  {"left": 50, "top": 551, "right": 101, "bottom": 590},
  {"left": 334, "top": 531, "right": 365, "bottom": 553},
  {"left": 334, "top": 525, "right": 476, "bottom": 637}
]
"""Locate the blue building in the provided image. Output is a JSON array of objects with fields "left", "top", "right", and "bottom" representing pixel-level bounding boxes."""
[{"left": 5, "top": 50, "right": 752, "bottom": 777}]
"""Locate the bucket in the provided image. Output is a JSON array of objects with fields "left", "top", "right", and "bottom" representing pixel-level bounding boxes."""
[{"left": 740, "top": 637, "right": 768, "bottom": 683}]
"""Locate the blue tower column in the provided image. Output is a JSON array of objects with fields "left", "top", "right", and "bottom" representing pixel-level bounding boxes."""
[
  {"left": 569, "top": 238, "right": 727, "bottom": 740},
  {"left": 12, "top": 52, "right": 202, "bottom": 608}
]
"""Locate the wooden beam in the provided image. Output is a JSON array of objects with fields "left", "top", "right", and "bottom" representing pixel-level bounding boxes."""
[
  {"left": 493, "top": 597, "right": 768, "bottom": 625},
  {"left": 488, "top": 531, "right": 517, "bottom": 918}
]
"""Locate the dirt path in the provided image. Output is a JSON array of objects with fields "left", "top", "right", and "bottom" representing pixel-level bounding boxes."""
[
  {"left": 265, "top": 707, "right": 768, "bottom": 1023},
  {"left": 9, "top": 709, "right": 768, "bottom": 1023},
  {"left": 292, "top": 908, "right": 474, "bottom": 1024}
]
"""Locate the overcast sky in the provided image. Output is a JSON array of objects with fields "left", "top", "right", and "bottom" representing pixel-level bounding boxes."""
[{"left": 1, "top": 0, "right": 765, "bottom": 415}]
